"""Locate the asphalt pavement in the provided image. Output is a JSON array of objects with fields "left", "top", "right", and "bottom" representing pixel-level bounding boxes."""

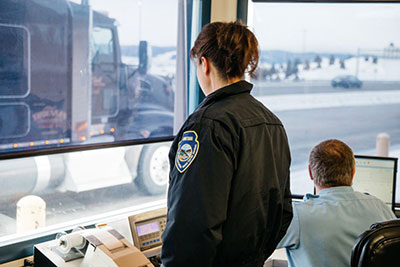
[{"left": 252, "top": 80, "right": 400, "bottom": 197}]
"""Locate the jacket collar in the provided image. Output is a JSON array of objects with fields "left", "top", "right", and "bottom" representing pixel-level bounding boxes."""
[{"left": 198, "top": 80, "right": 253, "bottom": 108}]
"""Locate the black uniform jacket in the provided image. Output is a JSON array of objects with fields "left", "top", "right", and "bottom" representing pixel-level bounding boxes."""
[{"left": 161, "top": 80, "right": 292, "bottom": 267}]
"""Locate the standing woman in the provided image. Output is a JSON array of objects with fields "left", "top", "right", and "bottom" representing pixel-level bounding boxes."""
[{"left": 161, "top": 21, "right": 292, "bottom": 267}]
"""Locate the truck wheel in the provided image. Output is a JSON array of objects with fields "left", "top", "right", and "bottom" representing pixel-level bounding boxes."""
[{"left": 136, "top": 143, "right": 170, "bottom": 195}]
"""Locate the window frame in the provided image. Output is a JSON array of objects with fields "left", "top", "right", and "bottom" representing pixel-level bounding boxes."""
[{"left": 0, "top": 0, "right": 208, "bottom": 263}]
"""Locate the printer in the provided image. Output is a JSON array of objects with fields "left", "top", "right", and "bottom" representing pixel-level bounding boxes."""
[{"left": 34, "top": 226, "right": 153, "bottom": 267}]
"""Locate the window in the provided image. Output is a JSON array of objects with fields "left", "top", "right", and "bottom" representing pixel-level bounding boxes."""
[
  {"left": 91, "top": 27, "right": 115, "bottom": 64},
  {"left": 0, "top": 0, "right": 179, "bottom": 156},
  {"left": 91, "top": 27, "right": 119, "bottom": 118},
  {"left": 0, "top": 25, "right": 29, "bottom": 98},
  {"left": 0, "top": 104, "right": 30, "bottom": 139},
  {"left": 248, "top": 1, "right": 400, "bottom": 196},
  {"left": 0, "top": 0, "right": 189, "bottom": 249}
]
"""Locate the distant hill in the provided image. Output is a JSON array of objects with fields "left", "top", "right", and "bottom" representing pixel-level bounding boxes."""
[
  {"left": 121, "top": 45, "right": 176, "bottom": 57},
  {"left": 259, "top": 50, "right": 355, "bottom": 64}
]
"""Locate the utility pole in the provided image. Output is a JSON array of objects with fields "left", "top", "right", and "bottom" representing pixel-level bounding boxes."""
[{"left": 138, "top": 0, "right": 142, "bottom": 41}]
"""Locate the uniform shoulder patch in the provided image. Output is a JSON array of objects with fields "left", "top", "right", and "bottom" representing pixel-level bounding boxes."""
[{"left": 175, "top": 130, "right": 199, "bottom": 173}]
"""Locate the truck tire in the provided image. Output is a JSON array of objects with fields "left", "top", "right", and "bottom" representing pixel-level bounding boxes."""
[{"left": 136, "top": 143, "right": 170, "bottom": 195}]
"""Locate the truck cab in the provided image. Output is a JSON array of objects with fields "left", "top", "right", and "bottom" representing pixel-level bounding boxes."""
[
  {"left": 0, "top": 0, "right": 173, "bottom": 197},
  {"left": 0, "top": 0, "right": 174, "bottom": 151}
]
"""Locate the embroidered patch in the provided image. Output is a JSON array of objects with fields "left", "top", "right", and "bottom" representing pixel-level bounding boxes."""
[{"left": 175, "top": 131, "right": 199, "bottom": 173}]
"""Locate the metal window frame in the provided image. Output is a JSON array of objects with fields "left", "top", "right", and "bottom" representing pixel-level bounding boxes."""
[{"left": 187, "top": 0, "right": 211, "bottom": 114}]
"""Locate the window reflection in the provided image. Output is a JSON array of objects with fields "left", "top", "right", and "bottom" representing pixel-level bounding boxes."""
[
  {"left": 0, "top": 0, "right": 179, "bottom": 243},
  {"left": 0, "top": 142, "right": 170, "bottom": 240},
  {"left": 0, "top": 0, "right": 178, "bottom": 155}
]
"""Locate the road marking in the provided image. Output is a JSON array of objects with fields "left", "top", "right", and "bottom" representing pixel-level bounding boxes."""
[{"left": 257, "top": 90, "right": 400, "bottom": 111}]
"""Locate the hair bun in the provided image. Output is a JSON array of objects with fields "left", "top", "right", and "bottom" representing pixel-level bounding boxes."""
[{"left": 190, "top": 21, "right": 259, "bottom": 79}]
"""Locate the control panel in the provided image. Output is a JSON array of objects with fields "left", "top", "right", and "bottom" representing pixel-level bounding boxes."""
[{"left": 128, "top": 208, "right": 167, "bottom": 258}]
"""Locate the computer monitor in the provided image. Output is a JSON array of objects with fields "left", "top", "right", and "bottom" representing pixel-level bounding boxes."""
[{"left": 353, "top": 155, "right": 398, "bottom": 212}]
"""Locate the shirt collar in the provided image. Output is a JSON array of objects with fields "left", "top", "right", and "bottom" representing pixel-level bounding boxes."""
[
  {"left": 199, "top": 80, "right": 253, "bottom": 108},
  {"left": 318, "top": 186, "right": 354, "bottom": 196}
]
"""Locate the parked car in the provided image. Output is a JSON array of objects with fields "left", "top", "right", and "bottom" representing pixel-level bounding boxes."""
[{"left": 331, "top": 75, "right": 362, "bottom": 88}]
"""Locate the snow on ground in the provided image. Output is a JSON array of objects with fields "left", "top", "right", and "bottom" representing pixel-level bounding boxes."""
[
  {"left": 121, "top": 56, "right": 138, "bottom": 66},
  {"left": 257, "top": 90, "right": 400, "bottom": 112},
  {"left": 151, "top": 51, "right": 176, "bottom": 77},
  {"left": 124, "top": 50, "right": 400, "bottom": 82},
  {"left": 300, "top": 57, "right": 400, "bottom": 81},
  {"left": 122, "top": 51, "right": 176, "bottom": 78}
]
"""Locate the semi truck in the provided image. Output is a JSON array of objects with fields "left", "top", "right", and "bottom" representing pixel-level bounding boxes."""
[{"left": 0, "top": 0, "right": 174, "bottom": 199}]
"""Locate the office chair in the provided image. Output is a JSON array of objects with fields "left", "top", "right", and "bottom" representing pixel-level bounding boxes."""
[{"left": 351, "top": 219, "right": 400, "bottom": 267}]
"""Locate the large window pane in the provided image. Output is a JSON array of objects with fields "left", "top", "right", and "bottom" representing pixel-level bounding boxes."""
[
  {"left": 0, "top": 0, "right": 178, "bottom": 155},
  {"left": 0, "top": 0, "right": 181, "bottom": 245},
  {"left": 249, "top": 2, "right": 400, "bottom": 197},
  {"left": 0, "top": 141, "right": 170, "bottom": 241}
]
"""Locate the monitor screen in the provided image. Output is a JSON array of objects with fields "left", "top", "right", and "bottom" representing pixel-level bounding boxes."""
[{"left": 353, "top": 155, "right": 397, "bottom": 209}]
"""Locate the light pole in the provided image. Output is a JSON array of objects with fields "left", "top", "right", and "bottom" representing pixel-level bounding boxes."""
[{"left": 138, "top": 0, "right": 142, "bottom": 41}]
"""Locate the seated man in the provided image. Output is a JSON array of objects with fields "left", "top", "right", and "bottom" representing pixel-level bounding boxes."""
[{"left": 278, "top": 139, "right": 396, "bottom": 267}]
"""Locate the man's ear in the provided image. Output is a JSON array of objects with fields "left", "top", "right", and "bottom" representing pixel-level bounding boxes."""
[
  {"left": 308, "top": 165, "right": 314, "bottom": 181},
  {"left": 350, "top": 166, "right": 356, "bottom": 181}
]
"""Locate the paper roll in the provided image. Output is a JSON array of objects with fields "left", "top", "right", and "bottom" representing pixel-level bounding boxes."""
[
  {"left": 58, "top": 232, "right": 86, "bottom": 254},
  {"left": 16, "top": 195, "right": 46, "bottom": 234}
]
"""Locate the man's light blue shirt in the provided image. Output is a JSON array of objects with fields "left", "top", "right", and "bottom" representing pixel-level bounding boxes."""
[{"left": 278, "top": 186, "right": 396, "bottom": 267}]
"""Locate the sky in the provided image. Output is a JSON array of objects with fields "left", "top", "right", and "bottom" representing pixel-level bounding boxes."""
[
  {"left": 71, "top": 0, "right": 178, "bottom": 46},
  {"left": 67, "top": 1, "right": 400, "bottom": 52},
  {"left": 250, "top": 3, "right": 400, "bottom": 54}
]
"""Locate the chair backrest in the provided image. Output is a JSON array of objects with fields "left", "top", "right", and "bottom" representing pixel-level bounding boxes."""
[{"left": 351, "top": 219, "right": 400, "bottom": 267}]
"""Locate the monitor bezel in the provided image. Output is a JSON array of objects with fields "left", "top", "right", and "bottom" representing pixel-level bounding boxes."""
[{"left": 354, "top": 154, "right": 398, "bottom": 212}]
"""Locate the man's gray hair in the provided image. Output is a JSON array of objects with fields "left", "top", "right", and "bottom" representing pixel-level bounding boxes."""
[{"left": 309, "top": 139, "right": 355, "bottom": 187}]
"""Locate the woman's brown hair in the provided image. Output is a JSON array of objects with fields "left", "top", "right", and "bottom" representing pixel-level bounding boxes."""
[{"left": 190, "top": 21, "right": 259, "bottom": 80}]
